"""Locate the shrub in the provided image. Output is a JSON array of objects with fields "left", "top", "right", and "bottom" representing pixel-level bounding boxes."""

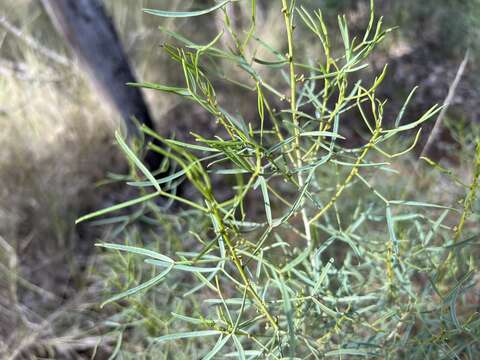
[{"left": 79, "top": 1, "right": 480, "bottom": 358}]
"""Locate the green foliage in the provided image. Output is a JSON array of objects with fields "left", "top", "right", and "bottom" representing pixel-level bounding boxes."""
[
  {"left": 308, "top": 0, "right": 480, "bottom": 58},
  {"left": 80, "top": 1, "right": 480, "bottom": 358},
  {"left": 393, "top": 0, "right": 480, "bottom": 56}
]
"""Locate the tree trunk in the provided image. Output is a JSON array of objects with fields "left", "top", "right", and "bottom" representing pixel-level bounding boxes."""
[{"left": 41, "top": 0, "right": 154, "bottom": 139}]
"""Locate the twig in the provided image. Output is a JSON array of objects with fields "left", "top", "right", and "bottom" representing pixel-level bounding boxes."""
[
  {"left": 403, "top": 50, "right": 470, "bottom": 199},
  {"left": 418, "top": 50, "right": 470, "bottom": 159},
  {"left": 0, "top": 15, "right": 70, "bottom": 66}
]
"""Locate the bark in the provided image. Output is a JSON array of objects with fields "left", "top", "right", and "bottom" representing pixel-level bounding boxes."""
[{"left": 41, "top": 0, "right": 154, "bottom": 138}]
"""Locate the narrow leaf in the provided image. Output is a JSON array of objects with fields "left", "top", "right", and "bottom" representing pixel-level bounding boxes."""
[
  {"left": 325, "top": 349, "right": 370, "bottom": 357},
  {"left": 144, "top": 1, "right": 230, "bottom": 18},
  {"left": 258, "top": 176, "right": 272, "bottom": 226},
  {"left": 202, "top": 335, "right": 231, "bottom": 360},
  {"left": 76, "top": 192, "right": 160, "bottom": 224},
  {"left": 115, "top": 131, "right": 160, "bottom": 192},
  {"left": 152, "top": 330, "right": 221, "bottom": 343},
  {"left": 95, "top": 243, "right": 174, "bottom": 263},
  {"left": 101, "top": 263, "right": 173, "bottom": 308},
  {"left": 146, "top": 259, "right": 219, "bottom": 273},
  {"left": 386, "top": 206, "right": 399, "bottom": 259}
]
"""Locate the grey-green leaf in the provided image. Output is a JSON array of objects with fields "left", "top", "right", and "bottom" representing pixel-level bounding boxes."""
[
  {"left": 152, "top": 330, "right": 222, "bottom": 343},
  {"left": 115, "top": 131, "right": 160, "bottom": 192},
  {"left": 76, "top": 192, "right": 160, "bottom": 224},
  {"left": 144, "top": 1, "right": 230, "bottom": 18},
  {"left": 101, "top": 263, "right": 173, "bottom": 308},
  {"left": 258, "top": 176, "right": 272, "bottom": 226},
  {"left": 95, "top": 243, "right": 174, "bottom": 263},
  {"left": 202, "top": 335, "right": 231, "bottom": 360}
]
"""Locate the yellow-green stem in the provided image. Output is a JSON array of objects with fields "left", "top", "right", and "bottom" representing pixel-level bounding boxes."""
[
  {"left": 282, "top": 0, "right": 312, "bottom": 246},
  {"left": 437, "top": 141, "right": 480, "bottom": 282},
  {"left": 211, "top": 204, "right": 278, "bottom": 330},
  {"left": 309, "top": 128, "right": 381, "bottom": 225}
]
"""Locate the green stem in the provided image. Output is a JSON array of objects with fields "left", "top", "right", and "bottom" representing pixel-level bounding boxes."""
[
  {"left": 437, "top": 141, "right": 480, "bottom": 282},
  {"left": 309, "top": 127, "right": 381, "bottom": 225},
  {"left": 282, "top": 0, "right": 313, "bottom": 247},
  {"left": 211, "top": 204, "right": 279, "bottom": 330}
]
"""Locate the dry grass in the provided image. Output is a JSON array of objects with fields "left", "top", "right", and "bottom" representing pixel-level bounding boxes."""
[
  {"left": 0, "top": 1, "right": 218, "bottom": 357},
  {"left": 0, "top": 2, "right": 125, "bottom": 357}
]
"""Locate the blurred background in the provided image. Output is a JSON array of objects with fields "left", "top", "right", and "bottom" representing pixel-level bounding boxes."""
[{"left": 0, "top": 0, "right": 478, "bottom": 358}]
